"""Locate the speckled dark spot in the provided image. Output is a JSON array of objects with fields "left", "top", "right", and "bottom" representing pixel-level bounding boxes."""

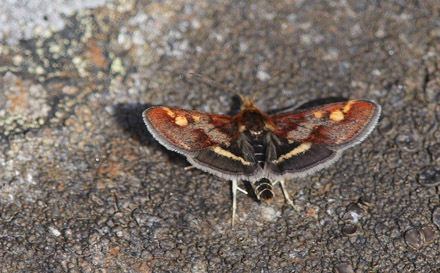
[
  {"left": 420, "top": 226, "right": 436, "bottom": 245},
  {"left": 334, "top": 263, "right": 355, "bottom": 273},
  {"left": 432, "top": 207, "right": 440, "bottom": 230},
  {"left": 418, "top": 166, "right": 440, "bottom": 186},
  {"left": 346, "top": 202, "right": 364, "bottom": 215},
  {"left": 384, "top": 150, "right": 403, "bottom": 168},
  {"left": 341, "top": 223, "right": 358, "bottom": 236},
  {"left": 428, "top": 143, "right": 440, "bottom": 162},
  {"left": 378, "top": 117, "right": 394, "bottom": 135},
  {"left": 404, "top": 225, "right": 436, "bottom": 251},
  {"left": 405, "top": 228, "right": 423, "bottom": 250},
  {"left": 343, "top": 202, "right": 365, "bottom": 223},
  {"left": 395, "top": 134, "right": 420, "bottom": 152},
  {"left": 358, "top": 196, "right": 373, "bottom": 211}
]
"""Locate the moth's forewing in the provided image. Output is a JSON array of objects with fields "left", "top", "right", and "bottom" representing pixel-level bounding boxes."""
[
  {"left": 143, "top": 107, "right": 259, "bottom": 180},
  {"left": 266, "top": 100, "right": 380, "bottom": 178},
  {"left": 143, "top": 107, "right": 234, "bottom": 154},
  {"left": 272, "top": 100, "right": 381, "bottom": 149}
]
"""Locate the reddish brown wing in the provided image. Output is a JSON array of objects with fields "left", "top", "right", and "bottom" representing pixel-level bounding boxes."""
[
  {"left": 143, "top": 107, "right": 237, "bottom": 152},
  {"left": 271, "top": 100, "right": 380, "bottom": 149}
]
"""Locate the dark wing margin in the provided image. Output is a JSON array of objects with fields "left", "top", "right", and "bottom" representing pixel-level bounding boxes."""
[
  {"left": 188, "top": 133, "right": 260, "bottom": 180},
  {"left": 264, "top": 133, "right": 340, "bottom": 179}
]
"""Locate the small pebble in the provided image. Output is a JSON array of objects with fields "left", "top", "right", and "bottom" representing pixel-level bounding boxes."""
[
  {"left": 432, "top": 207, "right": 440, "bottom": 230},
  {"left": 334, "top": 263, "right": 355, "bottom": 273},
  {"left": 418, "top": 166, "right": 440, "bottom": 186},
  {"left": 341, "top": 223, "right": 358, "bottom": 236},
  {"left": 420, "top": 226, "right": 435, "bottom": 244},
  {"left": 404, "top": 228, "right": 423, "bottom": 250},
  {"left": 404, "top": 226, "right": 436, "bottom": 250}
]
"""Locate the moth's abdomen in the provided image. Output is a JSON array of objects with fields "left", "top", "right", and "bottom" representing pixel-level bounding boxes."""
[
  {"left": 250, "top": 137, "right": 266, "bottom": 168},
  {"left": 252, "top": 178, "right": 274, "bottom": 204}
]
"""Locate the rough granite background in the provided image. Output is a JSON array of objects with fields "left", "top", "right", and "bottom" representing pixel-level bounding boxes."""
[{"left": 1, "top": 0, "right": 440, "bottom": 272}]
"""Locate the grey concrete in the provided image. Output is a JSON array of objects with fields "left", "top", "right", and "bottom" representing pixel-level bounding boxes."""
[{"left": 1, "top": 0, "right": 440, "bottom": 272}]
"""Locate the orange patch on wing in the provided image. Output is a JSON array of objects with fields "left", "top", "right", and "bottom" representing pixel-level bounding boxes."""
[
  {"left": 314, "top": 111, "right": 325, "bottom": 119},
  {"left": 161, "top": 107, "right": 176, "bottom": 118},
  {"left": 175, "top": 116, "right": 189, "bottom": 126},
  {"left": 329, "top": 110, "right": 344, "bottom": 122},
  {"left": 343, "top": 101, "right": 356, "bottom": 113},
  {"left": 191, "top": 114, "right": 201, "bottom": 122}
]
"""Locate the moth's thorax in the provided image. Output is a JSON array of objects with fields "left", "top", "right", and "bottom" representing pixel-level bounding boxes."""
[
  {"left": 234, "top": 107, "right": 274, "bottom": 135},
  {"left": 234, "top": 107, "right": 273, "bottom": 169}
]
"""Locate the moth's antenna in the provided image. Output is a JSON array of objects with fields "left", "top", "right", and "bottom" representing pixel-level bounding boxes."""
[
  {"left": 251, "top": 70, "right": 285, "bottom": 102},
  {"left": 188, "top": 72, "right": 249, "bottom": 105}
]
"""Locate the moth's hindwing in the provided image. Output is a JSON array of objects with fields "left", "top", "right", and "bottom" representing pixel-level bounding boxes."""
[{"left": 265, "top": 138, "right": 340, "bottom": 177}]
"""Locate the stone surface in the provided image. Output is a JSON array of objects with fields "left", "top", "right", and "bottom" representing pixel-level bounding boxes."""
[{"left": 1, "top": 0, "right": 440, "bottom": 272}]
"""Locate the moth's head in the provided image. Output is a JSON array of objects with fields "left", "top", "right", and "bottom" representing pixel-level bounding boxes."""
[{"left": 240, "top": 96, "right": 258, "bottom": 110}]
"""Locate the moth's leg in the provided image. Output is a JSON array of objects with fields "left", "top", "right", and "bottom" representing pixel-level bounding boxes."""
[
  {"left": 237, "top": 187, "right": 248, "bottom": 195},
  {"left": 278, "top": 179, "right": 299, "bottom": 211},
  {"left": 231, "top": 179, "right": 238, "bottom": 228}
]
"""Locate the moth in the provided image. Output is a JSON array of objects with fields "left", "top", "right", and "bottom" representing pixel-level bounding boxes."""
[{"left": 143, "top": 94, "right": 381, "bottom": 226}]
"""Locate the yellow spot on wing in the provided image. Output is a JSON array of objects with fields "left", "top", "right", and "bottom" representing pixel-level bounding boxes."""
[
  {"left": 213, "top": 146, "right": 251, "bottom": 165},
  {"left": 329, "top": 110, "right": 344, "bottom": 122},
  {"left": 343, "top": 101, "right": 355, "bottom": 113},
  {"left": 175, "top": 116, "right": 188, "bottom": 126},
  {"left": 191, "top": 115, "right": 201, "bottom": 122},
  {"left": 314, "top": 111, "right": 325, "bottom": 118},
  {"left": 162, "top": 107, "right": 176, "bottom": 118},
  {"left": 273, "top": 142, "right": 312, "bottom": 164}
]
